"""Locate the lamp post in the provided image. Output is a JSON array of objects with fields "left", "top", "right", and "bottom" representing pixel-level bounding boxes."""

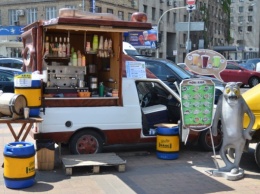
[{"left": 156, "top": 6, "right": 186, "bottom": 58}]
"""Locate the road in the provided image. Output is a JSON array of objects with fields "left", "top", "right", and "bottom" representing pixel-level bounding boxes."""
[{"left": 0, "top": 123, "right": 260, "bottom": 194}]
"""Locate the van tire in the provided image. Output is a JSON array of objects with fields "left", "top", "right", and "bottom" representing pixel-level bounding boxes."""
[
  {"left": 69, "top": 130, "right": 103, "bottom": 154},
  {"left": 198, "top": 127, "right": 222, "bottom": 151},
  {"left": 254, "top": 142, "right": 260, "bottom": 169}
]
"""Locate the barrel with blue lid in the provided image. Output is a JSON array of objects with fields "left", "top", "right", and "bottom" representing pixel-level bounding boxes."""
[
  {"left": 156, "top": 126, "right": 179, "bottom": 160},
  {"left": 4, "top": 142, "right": 36, "bottom": 189}
]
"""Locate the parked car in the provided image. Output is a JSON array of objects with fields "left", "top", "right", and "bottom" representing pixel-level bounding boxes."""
[
  {"left": 246, "top": 58, "right": 260, "bottom": 70},
  {"left": 132, "top": 56, "right": 225, "bottom": 104},
  {"left": 238, "top": 62, "right": 255, "bottom": 71},
  {"left": 0, "top": 58, "right": 23, "bottom": 70},
  {"left": 220, "top": 61, "right": 260, "bottom": 87},
  {"left": 130, "top": 55, "right": 223, "bottom": 151},
  {"left": 0, "top": 68, "right": 21, "bottom": 92}
]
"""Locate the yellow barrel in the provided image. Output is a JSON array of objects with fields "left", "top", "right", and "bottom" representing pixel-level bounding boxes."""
[
  {"left": 156, "top": 126, "right": 179, "bottom": 160},
  {"left": 15, "top": 87, "right": 41, "bottom": 107},
  {"left": 4, "top": 142, "right": 35, "bottom": 189}
]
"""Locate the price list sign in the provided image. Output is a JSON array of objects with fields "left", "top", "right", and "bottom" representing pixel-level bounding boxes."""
[
  {"left": 125, "top": 61, "right": 146, "bottom": 79},
  {"left": 180, "top": 79, "right": 215, "bottom": 131}
]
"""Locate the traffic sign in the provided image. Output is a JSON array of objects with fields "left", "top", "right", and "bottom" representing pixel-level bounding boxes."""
[
  {"left": 187, "top": 0, "right": 196, "bottom": 5},
  {"left": 186, "top": 4, "right": 196, "bottom": 11}
]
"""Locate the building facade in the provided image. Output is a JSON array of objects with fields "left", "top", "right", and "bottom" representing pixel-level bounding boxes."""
[
  {"left": 0, "top": 0, "right": 259, "bottom": 61},
  {"left": 229, "top": 0, "right": 259, "bottom": 60},
  {"left": 139, "top": 0, "right": 231, "bottom": 63},
  {"left": 0, "top": 0, "right": 138, "bottom": 57}
]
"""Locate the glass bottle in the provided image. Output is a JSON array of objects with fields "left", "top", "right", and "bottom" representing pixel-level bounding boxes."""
[
  {"left": 62, "top": 37, "right": 66, "bottom": 57},
  {"left": 66, "top": 37, "right": 70, "bottom": 57},
  {"left": 58, "top": 37, "right": 62, "bottom": 57},
  {"left": 99, "top": 82, "right": 104, "bottom": 97}
]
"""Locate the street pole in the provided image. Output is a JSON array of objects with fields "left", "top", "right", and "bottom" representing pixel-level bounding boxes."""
[
  {"left": 186, "top": 11, "right": 191, "bottom": 55},
  {"left": 156, "top": 6, "right": 186, "bottom": 58}
]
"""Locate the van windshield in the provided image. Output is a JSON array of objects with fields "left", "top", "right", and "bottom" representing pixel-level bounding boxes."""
[{"left": 124, "top": 49, "right": 140, "bottom": 56}]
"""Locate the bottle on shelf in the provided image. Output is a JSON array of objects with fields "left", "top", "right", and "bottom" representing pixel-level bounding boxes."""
[
  {"left": 104, "top": 38, "right": 108, "bottom": 58},
  {"left": 86, "top": 41, "right": 91, "bottom": 52},
  {"left": 49, "top": 36, "right": 53, "bottom": 55},
  {"left": 58, "top": 37, "right": 63, "bottom": 57},
  {"left": 54, "top": 37, "right": 58, "bottom": 56},
  {"left": 99, "top": 82, "right": 104, "bottom": 97},
  {"left": 77, "top": 50, "right": 82, "bottom": 66},
  {"left": 81, "top": 55, "right": 86, "bottom": 67},
  {"left": 66, "top": 37, "right": 70, "bottom": 57},
  {"left": 70, "top": 47, "right": 74, "bottom": 63},
  {"left": 108, "top": 39, "right": 113, "bottom": 57},
  {"left": 62, "top": 37, "right": 66, "bottom": 57},
  {"left": 72, "top": 52, "right": 77, "bottom": 66},
  {"left": 98, "top": 36, "right": 104, "bottom": 57},
  {"left": 92, "top": 35, "right": 98, "bottom": 52}
]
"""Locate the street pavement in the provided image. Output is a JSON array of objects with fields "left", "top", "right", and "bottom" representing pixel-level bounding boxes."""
[{"left": 1, "top": 123, "right": 260, "bottom": 194}]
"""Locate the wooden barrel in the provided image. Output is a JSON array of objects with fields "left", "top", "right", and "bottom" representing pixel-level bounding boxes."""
[{"left": 0, "top": 93, "right": 27, "bottom": 117}]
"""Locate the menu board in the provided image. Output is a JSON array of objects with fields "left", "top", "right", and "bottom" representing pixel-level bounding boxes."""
[
  {"left": 125, "top": 61, "right": 146, "bottom": 78},
  {"left": 180, "top": 79, "right": 215, "bottom": 131}
]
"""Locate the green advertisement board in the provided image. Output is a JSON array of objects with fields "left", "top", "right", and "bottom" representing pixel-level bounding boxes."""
[{"left": 180, "top": 79, "right": 215, "bottom": 131}]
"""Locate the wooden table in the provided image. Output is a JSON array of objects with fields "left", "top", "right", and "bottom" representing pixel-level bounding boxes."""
[{"left": 0, "top": 117, "right": 43, "bottom": 141}]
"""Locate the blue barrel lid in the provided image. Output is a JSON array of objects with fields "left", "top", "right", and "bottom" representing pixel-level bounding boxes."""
[
  {"left": 157, "top": 126, "right": 179, "bottom": 135},
  {"left": 4, "top": 142, "right": 35, "bottom": 157}
]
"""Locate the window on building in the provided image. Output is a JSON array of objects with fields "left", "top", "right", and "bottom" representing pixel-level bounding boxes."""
[
  {"left": 248, "top": 6, "right": 253, "bottom": 12},
  {"left": 167, "top": 12, "right": 170, "bottom": 22},
  {"left": 238, "top": 16, "right": 243, "bottom": 22},
  {"left": 95, "top": 6, "right": 102, "bottom": 13},
  {"left": 248, "top": 16, "right": 252, "bottom": 22},
  {"left": 160, "top": 9, "right": 163, "bottom": 17},
  {"left": 152, "top": 7, "right": 155, "bottom": 21},
  {"left": 45, "top": 6, "right": 56, "bottom": 20},
  {"left": 230, "top": 7, "right": 234, "bottom": 13},
  {"left": 238, "top": 26, "right": 243, "bottom": 33},
  {"left": 239, "top": 6, "right": 243, "bottom": 13},
  {"left": 65, "top": 5, "right": 76, "bottom": 9},
  {"left": 8, "top": 9, "right": 18, "bottom": 25},
  {"left": 173, "top": 13, "right": 176, "bottom": 23},
  {"left": 143, "top": 5, "right": 147, "bottom": 13},
  {"left": 107, "top": 8, "right": 113, "bottom": 14},
  {"left": 118, "top": 11, "right": 124, "bottom": 20},
  {"left": 27, "top": 8, "right": 37, "bottom": 24},
  {"left": 247, "top": 26, "right": 252, "bottom": 32},
  {"left": 239, "top": 0, "right": 244, "bottom": 2},
  {"left": 230, "top": 17, "right": 234, "bottom": 22},
  {"left": 128, "top": 12, "right": 132, "bottom": 21}
]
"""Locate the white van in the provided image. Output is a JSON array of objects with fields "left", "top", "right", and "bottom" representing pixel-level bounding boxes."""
[{"left": 123, "top": 42, "right": 140, "bottom": 56}]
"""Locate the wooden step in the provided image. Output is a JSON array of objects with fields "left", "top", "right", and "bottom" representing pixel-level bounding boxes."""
[{"left": 61, "top": 152, "right": 126, "bottom": 175}]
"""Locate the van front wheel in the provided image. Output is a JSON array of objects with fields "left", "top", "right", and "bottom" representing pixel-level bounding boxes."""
[
  {"left": 69, "top": 131, "right": 103, "bottom": 154},
  {"left": 254, "top": 142, "right": 260, "bottom": 169}
]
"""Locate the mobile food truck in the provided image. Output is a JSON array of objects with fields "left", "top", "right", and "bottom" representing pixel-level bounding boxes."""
[{"left": 20, "top": 9, "right": 183, "bottom": 155}]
